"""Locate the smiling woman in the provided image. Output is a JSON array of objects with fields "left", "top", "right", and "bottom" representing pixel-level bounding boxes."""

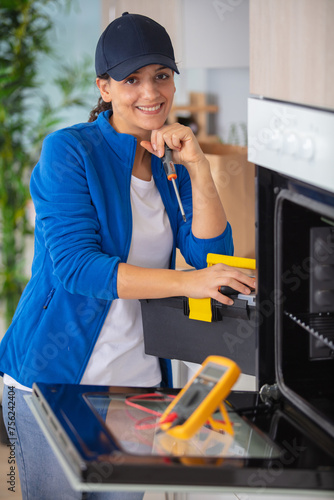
[{"left": 0, "top": 11, "right": 254, "bottom": 500}]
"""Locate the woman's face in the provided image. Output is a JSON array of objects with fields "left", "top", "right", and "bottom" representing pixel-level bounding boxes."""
[{"left": 97, "top": 64, "right": 176, "bottom": 139}]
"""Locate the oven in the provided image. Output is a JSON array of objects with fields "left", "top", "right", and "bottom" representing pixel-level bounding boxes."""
[
  {"left": 249, "top": 97, "right": 334, "bottom": 436},
  {"left": 27, "top": 96, "right": 334, "bottom": 498}
]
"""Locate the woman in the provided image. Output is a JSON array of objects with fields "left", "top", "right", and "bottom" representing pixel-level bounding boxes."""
[{"left": 0, "top": 12, "right": 254, "bottom": 499}]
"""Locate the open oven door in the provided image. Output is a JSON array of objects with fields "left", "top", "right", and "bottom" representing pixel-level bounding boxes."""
[{"left": 27, "top": 380, "right": 334, "bottom": 496}]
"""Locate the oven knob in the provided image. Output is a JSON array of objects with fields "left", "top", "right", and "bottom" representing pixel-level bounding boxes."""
[
  {"left": 300, "top": 136, "right": 315, "bottom": 160},
  {"left": 283, "top": 132, "right": 299, "bottom": 155},
  {"left": 269, "top": 130, "right": 283, "bottom": 150}
]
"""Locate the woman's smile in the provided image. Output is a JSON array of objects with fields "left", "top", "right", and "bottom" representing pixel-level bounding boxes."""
[{"left": 136, "top": 103, "right": 164, "bottom": 113}]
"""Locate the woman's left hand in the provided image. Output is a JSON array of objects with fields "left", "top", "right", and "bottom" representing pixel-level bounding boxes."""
[{"left": 140, "top": 123, "right": 207, "bottom": 173}]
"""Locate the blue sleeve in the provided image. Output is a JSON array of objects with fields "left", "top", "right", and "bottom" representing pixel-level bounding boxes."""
[
  {"left": 175, "top": 165, "right": 234, "bottom": 269},
  {"left": 30, "top": 131, "right": 120, "bottom": 300}
]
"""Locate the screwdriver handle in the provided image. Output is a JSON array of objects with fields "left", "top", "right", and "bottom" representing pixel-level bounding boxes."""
[{"left": 162, "top": 145, "right": 177, "bottom": 180}]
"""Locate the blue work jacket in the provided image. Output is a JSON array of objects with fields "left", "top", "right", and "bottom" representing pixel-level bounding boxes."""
[{"left": 0, "top": 111, "right": 233, "bottom": 388}]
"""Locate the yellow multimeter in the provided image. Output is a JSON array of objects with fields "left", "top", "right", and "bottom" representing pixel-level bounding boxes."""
[{"left": 159, "top": 356, "right": 241, "bottom": 440}]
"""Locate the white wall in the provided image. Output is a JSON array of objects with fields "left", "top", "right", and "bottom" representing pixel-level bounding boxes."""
[
  {"left": 174, "top": 0, "right": 250, "bottom": 145},
  {"left": 181, "top": 0, "right": 249, "bottom": 69}
]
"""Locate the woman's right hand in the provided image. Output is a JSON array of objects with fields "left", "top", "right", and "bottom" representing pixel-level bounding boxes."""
[{"left": 180, "top": 264, "right": 256, "bottom": 306}]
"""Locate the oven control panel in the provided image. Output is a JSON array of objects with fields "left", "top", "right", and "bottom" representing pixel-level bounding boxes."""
[{"left": 248, "top": 97, "right": 334, "bottom": 193}]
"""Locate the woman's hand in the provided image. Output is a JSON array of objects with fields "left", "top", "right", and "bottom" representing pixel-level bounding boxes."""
[
  {"left": 180, "top": 264, "right": 256, "bottom": 306},
  {"left": 140, "top": 123, "right": 207, "bottom": 174}
]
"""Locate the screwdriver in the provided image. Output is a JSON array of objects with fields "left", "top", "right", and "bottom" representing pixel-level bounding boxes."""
[{"left": 161, "top": 145, "right": 187, "bottom": 222}]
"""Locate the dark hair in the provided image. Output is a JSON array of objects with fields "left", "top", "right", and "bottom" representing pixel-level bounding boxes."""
[{"left": 88, "top": 73, "right": 112, "bottom": 122}]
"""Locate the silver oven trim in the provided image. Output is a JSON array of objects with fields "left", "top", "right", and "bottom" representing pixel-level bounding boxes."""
[{"left": 248, "top": 97, "right": 334, "bottom": 193}]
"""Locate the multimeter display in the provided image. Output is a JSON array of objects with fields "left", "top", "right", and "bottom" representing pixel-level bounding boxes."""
[
  {"left": 159, "top": 356, "right": 241, "bottom": 440},
  {"left": 200, "top": 363, "right": 227, "bottom": 381}
]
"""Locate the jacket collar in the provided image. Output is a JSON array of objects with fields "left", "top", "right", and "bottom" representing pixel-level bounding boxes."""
[
  {"left": 96, "top": 110, "right": 137, "bottom": 169},
  {"left": 97, "top": 110, "right": 164, "bottom": 178}
]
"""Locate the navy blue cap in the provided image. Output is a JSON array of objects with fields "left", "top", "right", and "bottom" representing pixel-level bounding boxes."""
[{"left": 95, "top": 12, "right": 179, "bottom": 80}]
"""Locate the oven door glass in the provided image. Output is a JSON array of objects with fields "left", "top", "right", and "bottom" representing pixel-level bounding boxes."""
[
  {"left": 29, "top": 382, "right": 334, "bottom": 494},
  {"left": 84, "top": 392, "right": 277, "bottom": 460}
]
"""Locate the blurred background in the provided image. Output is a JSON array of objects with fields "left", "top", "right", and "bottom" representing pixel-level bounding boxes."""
[{"left": 0, "top": 0, "right": 252, "bottom": 338}]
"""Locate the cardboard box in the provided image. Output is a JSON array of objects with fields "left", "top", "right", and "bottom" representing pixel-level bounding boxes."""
[{"left": 176, "top": 144, "right": 255, "bottom": 268}]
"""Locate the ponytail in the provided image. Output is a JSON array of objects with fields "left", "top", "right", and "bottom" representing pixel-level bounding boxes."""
[{"left": 88, "top": 74, "right": 112, "bottom": 122}]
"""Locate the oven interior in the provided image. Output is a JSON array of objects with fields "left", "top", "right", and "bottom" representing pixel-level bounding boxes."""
[{"left": 274, "top": 184, "right": 334, "bottom": 436}]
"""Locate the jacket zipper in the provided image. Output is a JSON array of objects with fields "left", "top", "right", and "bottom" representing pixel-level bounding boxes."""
[{"left": 43, "top": 288, "right": 55, "bottom": 309}]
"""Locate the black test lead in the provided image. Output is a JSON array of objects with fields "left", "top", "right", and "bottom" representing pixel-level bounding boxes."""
[{"left": 162, "top": 145, "right": 187, "bottom": 222}]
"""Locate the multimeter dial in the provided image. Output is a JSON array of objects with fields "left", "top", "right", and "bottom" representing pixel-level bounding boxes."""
[{"left": 159, "top": 356, "right": 241, "bottom": 440}]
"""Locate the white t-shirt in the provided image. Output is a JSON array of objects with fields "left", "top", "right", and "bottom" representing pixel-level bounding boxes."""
[
  {"left": 80, "top": 175, "right": 173, "bottom": 386},
  {"left": 5, "top": 175, "right": 173, "bottom": 390}
]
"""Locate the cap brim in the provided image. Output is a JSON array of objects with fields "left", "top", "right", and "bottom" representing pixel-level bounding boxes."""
[{"left": 105, "top": 54, "right": 179, "bottom": 81}]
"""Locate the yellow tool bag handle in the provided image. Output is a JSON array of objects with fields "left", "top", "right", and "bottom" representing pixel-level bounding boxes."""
[{"left": 188, "top": 254, "right": 256, "bottom": 322}]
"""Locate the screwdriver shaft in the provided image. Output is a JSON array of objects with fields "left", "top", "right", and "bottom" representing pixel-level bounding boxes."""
[
  {"left": 162, "top": 145, "right": 187, "bottom": 222},
  {"left": 171, "top": 178, "right": 187, "bottom": 222}
]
